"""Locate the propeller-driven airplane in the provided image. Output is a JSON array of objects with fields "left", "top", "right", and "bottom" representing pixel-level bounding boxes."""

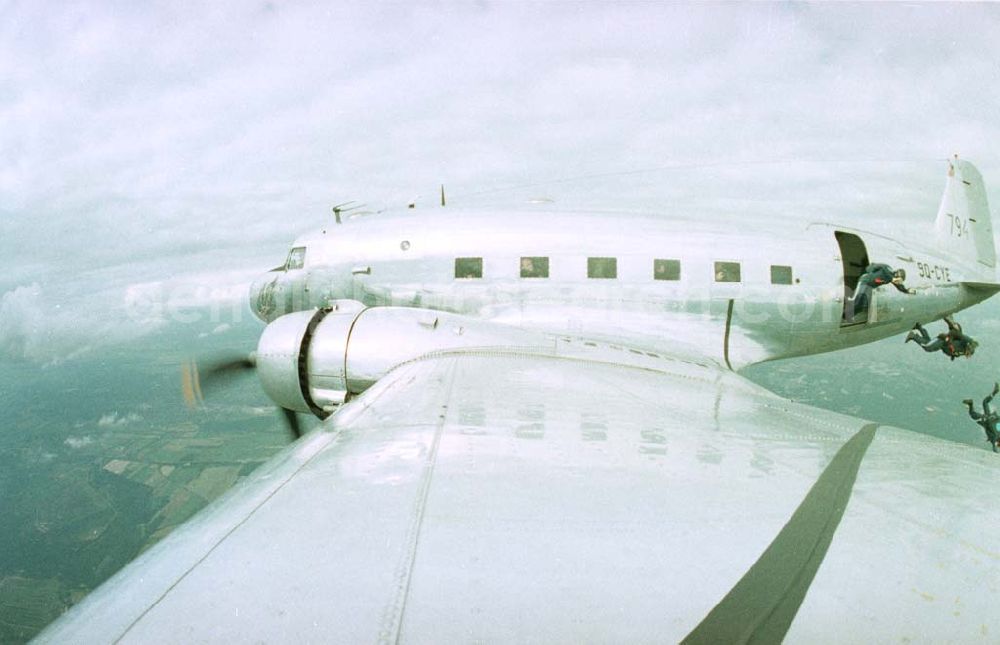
[{"left": 37, "top": 159, "right": 1000, "bottom": 642}]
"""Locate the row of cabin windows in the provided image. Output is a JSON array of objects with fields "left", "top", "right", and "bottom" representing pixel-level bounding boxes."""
[
  {"left": 455, "top": 257, "right": 795, "bottom": 284},
  {"left": 284, "top": 245, "right": 794, "bottom": 285}
]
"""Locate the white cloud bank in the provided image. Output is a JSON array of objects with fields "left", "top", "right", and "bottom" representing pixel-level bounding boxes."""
[
  {"left": 0, "top": 266, "right": 253, "bottom": 363},
  {"left": 0, "top": 284, "right": 99, "bottom": 364}
]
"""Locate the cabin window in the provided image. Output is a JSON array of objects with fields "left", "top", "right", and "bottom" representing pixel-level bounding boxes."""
[
  {"left": 587, "top": 257, "right": 617, "bottom": 279},
  {"left": 714, "top": 261, "right": 741, "bottom": 283},
  {"left": 520, "top": 256, "right": 549, "bottom": 278},
  {"left": 455, "top": 257, "right": 483, "bottom": 279},
  {"left": 771, "top": 265, "right": 793, "bottom": 285},
  {"left": 286, "top": 246, "right": 306, "bottom": 270},
  {"left": 653, "top": 259, "right": 681, "bottom": 281}
]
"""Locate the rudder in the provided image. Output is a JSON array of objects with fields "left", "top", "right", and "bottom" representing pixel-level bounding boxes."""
[{"left": 934, "top": 157, "right": 996, "bottom": 272}]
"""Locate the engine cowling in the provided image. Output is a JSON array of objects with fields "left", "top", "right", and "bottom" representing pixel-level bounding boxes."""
[
  {"left": 255, "top": 300, "right": 363, "bottom": 417},
  {"left": 255, "top": 300, "right": 545, "bottom": 417}
]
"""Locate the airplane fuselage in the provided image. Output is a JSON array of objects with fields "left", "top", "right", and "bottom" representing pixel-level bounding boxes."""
[{"left": 249, "top": 209, "right": 995, "bottom": 370}]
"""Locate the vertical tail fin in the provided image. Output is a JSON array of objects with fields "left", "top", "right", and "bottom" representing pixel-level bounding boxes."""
[{"left": 935, "top": 157, "right": 996, "bottom": 273}]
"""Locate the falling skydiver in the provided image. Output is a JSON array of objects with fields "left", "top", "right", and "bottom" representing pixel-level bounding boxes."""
[
  {"left": 963, "top": 383, "right": 1000, "bottom": 453},
  {"left": 905, "top": 316, "right": 978, "bottom": 360}
]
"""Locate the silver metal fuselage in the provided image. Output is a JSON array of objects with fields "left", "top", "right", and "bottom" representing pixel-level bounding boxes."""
[{"left": 249, "top": 208, "right": 994, "bottom": 370}]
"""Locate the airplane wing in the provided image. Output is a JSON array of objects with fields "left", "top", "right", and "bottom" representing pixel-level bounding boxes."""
[{"left": 35, "top": 349, "right": 1000, "bottom": 643}]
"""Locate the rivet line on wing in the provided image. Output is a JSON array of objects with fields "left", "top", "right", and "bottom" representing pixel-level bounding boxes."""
[{"left": 378, "top": 358, "right": 457, "bottom": 645}]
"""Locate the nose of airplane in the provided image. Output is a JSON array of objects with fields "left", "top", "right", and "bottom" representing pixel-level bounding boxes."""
[{"left": 249, "top": 273, "right": 280, "bottom": 322}]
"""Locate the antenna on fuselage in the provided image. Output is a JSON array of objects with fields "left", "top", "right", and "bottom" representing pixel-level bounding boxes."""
[
  {"left": 440, "top": 184, "right": 446, "bottom": 207},
  {"left": 332, "top": 200, "right": 361, "bottom": 224}
]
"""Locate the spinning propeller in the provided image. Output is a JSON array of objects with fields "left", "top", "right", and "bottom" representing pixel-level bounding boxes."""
[{"left": 181, "top": 354, "right": 303, "bottom": 440}]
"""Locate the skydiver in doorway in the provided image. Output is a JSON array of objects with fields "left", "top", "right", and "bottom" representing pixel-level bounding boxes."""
[
  {"left": 962, "top": 382, "right": 1000, "bottom": 453},
  {"left": 845, "top": 264, "right": 915, "bottom": 323},
  {"left": 905, "top": 316, "right": 978, "bottom": 360}
]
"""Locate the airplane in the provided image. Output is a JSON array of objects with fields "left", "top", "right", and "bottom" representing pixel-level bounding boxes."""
[{"left": 36, "top": 158, "right": 1000, "bottom": 642}]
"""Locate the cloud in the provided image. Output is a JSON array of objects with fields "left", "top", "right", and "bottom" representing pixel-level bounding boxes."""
[
  {"left": 0, "top": 284, "right": 45, "bottom": 361},
  {"left": 97, "top": 412, "right": 142, "bottom": 428},
  {"left": 6, "top": 3, "right": 1000, "bottom": 228},
  {"left": 0, "top": 262, "right": 257, "bottom": 364},
  {"left": 0, "top": 284, "right": 103, "bottom": 364},
  {"left": 0, "top": 281, "right": 150, "bottom": 364},
  {"left": 0, "top": 283, "right": 119, "bottom": 363},
  {"left": 199, "top": 323, "right": 232, "bottom": 338},
  {"left": 64, "top": 436, "right": 95, "bottom": 449}
]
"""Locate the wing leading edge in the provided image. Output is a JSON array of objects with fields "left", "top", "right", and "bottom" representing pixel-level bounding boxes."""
[{"left": 35, "top": 350, "right": 1000, "bottom": 643}]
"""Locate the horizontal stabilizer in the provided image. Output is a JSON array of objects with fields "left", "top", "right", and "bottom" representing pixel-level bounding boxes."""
[{"left": 960, "top": 281, "right": 1000, "bottom": 294}]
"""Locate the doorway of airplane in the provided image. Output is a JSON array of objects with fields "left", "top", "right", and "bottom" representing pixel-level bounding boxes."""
[{"left": 835, "top": 231, "right": 870, "bottom": 325}]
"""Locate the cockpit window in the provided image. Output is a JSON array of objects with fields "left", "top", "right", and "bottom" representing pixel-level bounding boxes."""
[{"left": 286, "top": 247, "right": 306, "bottom": 271}]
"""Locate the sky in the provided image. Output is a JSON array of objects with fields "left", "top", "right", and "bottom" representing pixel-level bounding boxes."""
[{"left": 3, "top": 1, "right": 1000, "bottom": 364}]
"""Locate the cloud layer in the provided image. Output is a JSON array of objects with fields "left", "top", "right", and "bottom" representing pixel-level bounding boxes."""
[{"left": 3, "top": 2, "right": 1000, "bottom": 361}]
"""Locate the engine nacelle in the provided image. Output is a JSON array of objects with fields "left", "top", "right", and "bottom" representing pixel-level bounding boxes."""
[{"left": 255, "top": 300, "right": 545, "bottom": 417}]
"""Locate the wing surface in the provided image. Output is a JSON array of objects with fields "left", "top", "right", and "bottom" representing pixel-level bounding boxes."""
[{"left": 35, "top": 349, "right": 1000, "bottom": 643}]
